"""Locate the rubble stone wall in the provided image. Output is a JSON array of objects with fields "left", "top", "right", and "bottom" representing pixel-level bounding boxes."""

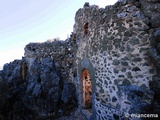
[
  {"left": 75, "top": 1, "right": 160, "bottom": 119},
  {"left": 24, "top": 38, "right": 78, "bottom": 83}
]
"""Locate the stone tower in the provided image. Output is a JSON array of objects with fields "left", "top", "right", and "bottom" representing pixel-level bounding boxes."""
[{"left": 73, "top": 1, "right": 160, "bottom": 119}]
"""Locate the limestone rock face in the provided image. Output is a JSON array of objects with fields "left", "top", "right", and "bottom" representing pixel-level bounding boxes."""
[
  {"left": 0, "top": 57, "right": 77, "bottom": 119},
  {"left": 0, "top": 59, "right": 28, "bottom": 119}
]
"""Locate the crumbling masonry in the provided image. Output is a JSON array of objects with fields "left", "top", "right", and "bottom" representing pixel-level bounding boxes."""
[{"left": 0, "top": 0, "right": 160, "bottom": 120}]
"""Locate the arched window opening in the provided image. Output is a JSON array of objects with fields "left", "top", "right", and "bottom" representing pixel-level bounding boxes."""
[
  {"left": 83, "top": 22, "right": 89, "bottom": 35},
  {"left": 81, "top": 69, "right": 92, "bottom": 109}
]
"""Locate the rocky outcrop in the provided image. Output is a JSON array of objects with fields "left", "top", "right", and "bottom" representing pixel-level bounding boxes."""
[
  {"left": 0, "top": 59, "right": 27, "bottom": 119},
  {"left": 0, "top": 56, "right": 78, "bottom": 119},
  {"left": 147, "top": 29, "right": 160, "bottom": 117},
  {"left": 148, "top": 75, "right": 160, "bottom": 114},
  {"left": 142, "top": 0, "right": 160, "bottom": 117},
  {"left": 149, "top": 29, "right": 160, "bottom": 71}
]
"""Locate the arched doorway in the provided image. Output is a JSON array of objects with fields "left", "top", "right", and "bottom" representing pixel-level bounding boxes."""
[
  {"left": 81, "top": 69, "right": 92, "bottom": 109},
  {"left": 78, "top": 58, "right": 96, "bottom": 119}
]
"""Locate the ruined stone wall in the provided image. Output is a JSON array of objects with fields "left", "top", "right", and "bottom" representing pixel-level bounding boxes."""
[
  {"left": 24, "top": 36, "right": 77, "bottom": 83},
  {"left": 75, "top": 1, "right": 160, "bottom": 119},
  {"left": 20, "top": 35, "right": 80, "bottom": 119}
]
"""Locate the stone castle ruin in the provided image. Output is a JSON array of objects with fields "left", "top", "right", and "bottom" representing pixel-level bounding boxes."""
[{"left": 0, "top": 0, "right": 160, "bottom": 120}]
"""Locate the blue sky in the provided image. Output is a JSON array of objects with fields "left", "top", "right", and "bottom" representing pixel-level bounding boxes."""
[{"left": 0, "top": 0, "right": 117, "bottom": 69}]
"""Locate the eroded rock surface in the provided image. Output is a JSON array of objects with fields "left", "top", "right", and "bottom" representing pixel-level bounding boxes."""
[{"left": 0, "top": 57, "right": 77, "bottom": 119}]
